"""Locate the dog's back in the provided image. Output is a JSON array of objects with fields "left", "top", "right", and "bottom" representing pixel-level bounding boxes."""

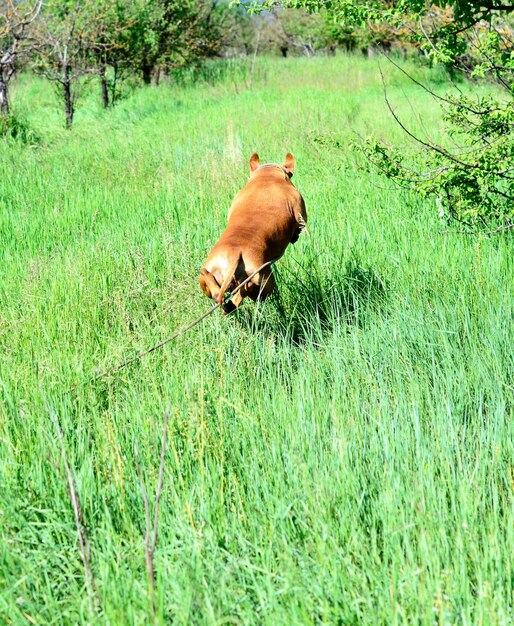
[{"left": 215, "top": 159, "right": 305, "bottom": 263}]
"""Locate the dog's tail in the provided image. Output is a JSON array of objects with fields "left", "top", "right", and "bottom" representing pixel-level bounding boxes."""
[{"left": 217, "top": 250, "right": 241, "bottom": 305}]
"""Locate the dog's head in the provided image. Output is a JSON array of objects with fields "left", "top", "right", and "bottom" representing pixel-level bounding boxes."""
[{"left": 249, "top": 152, "right": 296, "bottom": 179}]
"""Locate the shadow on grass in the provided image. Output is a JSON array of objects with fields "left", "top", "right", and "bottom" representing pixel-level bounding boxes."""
[{"left": 235, "top": 257, "right": 388, "bottom": 345}]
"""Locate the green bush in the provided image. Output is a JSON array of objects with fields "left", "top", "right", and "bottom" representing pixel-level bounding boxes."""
[
  {"left": 361, "top": 92, "right": 514, "bottom": 230},
  {"left": 0, "top": 111, "right": 40, "bottom": 145}
]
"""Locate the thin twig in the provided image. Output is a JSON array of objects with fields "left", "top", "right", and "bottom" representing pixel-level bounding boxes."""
[
  {"left": 68, "top": 258, "right": 280, "bottom": 393},
  {"left": 135, "top": 408, "right": 170, "bottom": 621},
  {"left": 439, "top": 223, "right": 514, "bottom": 236},
  {"left": 247, "top": 28, "right": 261, "bottom": 89},
  {"left": 377, "top": 63, "right": 514, "bottom": 179},
  {"left": 51, "top": 412, "right": 101, "bottom": 615},
  {"left": 383, "top": 52, "right": 498, "bottom": 117}
]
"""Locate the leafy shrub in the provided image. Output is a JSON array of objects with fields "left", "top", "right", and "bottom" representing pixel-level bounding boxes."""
[
  {"left": 0, "top": 111, "right": 40, "bottom": 145},
  {"left": 360, "top": 91, "right": 514, "bottom": 229}
]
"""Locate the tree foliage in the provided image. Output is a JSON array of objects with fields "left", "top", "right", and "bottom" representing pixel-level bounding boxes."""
[
  {"left": 259, "top": 9, "right": 338, "bottom": 57},
  {"left": 125, "top": 0, "right": 222, "bottom": 85},
  {"left": 25, "top": 0, "right": 229, "bottom": 126},
  {"left": 246, "top": 0, "right": 514, "bottom": 230}
]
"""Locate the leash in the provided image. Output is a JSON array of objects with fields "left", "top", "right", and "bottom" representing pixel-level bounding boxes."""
[{"left": 67, "top": 258, "right": 278, "bottom": 394}]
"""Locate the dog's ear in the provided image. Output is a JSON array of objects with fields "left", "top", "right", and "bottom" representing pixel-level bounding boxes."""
[
  {"left": 283, "top": 152, "right": 295, "bottom": 178},
  {"left": 249, "top": 152, "right": 260, "bottom": 172}
]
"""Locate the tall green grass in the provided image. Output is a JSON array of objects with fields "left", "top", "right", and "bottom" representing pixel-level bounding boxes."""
[{"left": 0, "top": 55, "right": 512, "bottom": 625}]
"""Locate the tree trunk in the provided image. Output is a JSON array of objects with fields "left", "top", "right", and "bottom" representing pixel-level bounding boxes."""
[
  {"left": 142, "top": 64, "right": 153, "bottom": 84},
  {"left": 100, "top": 65, "right": 109, "bottom": 108},
  {"left": 152, "top": 67, "right": 161, "bottom": 86},
  {"left": 110, "top": 64, "right": 119, "bottom": 105},
  {"left": 0, "top": 79, "right": 9, "bottom": 116},
  {"left": 280, "top": 46, "right": 288, "bottom": 58},
  {"left": 63, "top": 79, "right": 74, "bottom": 129}
]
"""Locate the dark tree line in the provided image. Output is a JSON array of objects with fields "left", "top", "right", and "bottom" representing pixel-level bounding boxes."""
[
  {"left": 0, "top": 0, "right": 364, "bottom": 127},
  {"left": 2, "top": 0, "right": 449, "bottom": 129}
]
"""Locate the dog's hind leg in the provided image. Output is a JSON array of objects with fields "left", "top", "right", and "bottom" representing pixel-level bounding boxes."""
[
  {"left": 217, "top": 250, "right": 241, "bottom": 305},
  {"left": 223, "top": 284, "right": 247, "bottom": 314},
  {"left": 248, "top": 269, "right": 276, "bottom": 302},
  {"left": 199, "top": 268, "right": 222, "bottom": 302}
]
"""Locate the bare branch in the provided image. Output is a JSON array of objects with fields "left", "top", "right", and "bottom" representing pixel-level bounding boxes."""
[
  {"left": 383, "top": 52, "right": 498, "bottom": 116},
  {"left": 379, "top": 65, "right": 475, "bottom": 172},
  {"left": 135, "top": 408, "right": 170, "bottom": 621},
  {"left": 0, "top": 0, "right": 43, "bottom": 113},
  {"left": 51, "top": 411, "right": 101, "bottom": 616},
  {"left": 440, "top": 223, "right": 514, "bottom": 235}
]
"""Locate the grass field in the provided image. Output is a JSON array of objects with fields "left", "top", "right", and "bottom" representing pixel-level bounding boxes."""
[{"left": 0, "top": 55, "right": 513, "bottom": 625}]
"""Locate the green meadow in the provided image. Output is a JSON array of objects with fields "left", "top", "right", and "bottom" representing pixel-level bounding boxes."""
[{"left": 0, "top": 56, "right": 512, "bottom": 624}]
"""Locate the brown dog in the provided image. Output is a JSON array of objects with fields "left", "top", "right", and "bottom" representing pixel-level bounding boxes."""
[{"left": 199, "top": 152, "right": 307, "bottom": 313}]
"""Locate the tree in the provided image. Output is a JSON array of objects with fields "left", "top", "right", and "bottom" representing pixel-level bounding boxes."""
[
  {"left": 28, "top": 0, "right": 230, "bottom": 123},
  {"left": 258, "top": 8, "right": 337, "bottom": 57},
  {"left": 217, "top": 3, "right": 259, "bottom": 57},
  {"left": 90, "top": 0, "right": 134, "bottom": 108},
  {"left": 0, "top": 0, "right": 42, "bottom": 115},
  {"left": 126, "top": 0, "right": 223, "bottom": 85},
  {"left": 33, "top": 0, "right": 108, "bottom": 128}
]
